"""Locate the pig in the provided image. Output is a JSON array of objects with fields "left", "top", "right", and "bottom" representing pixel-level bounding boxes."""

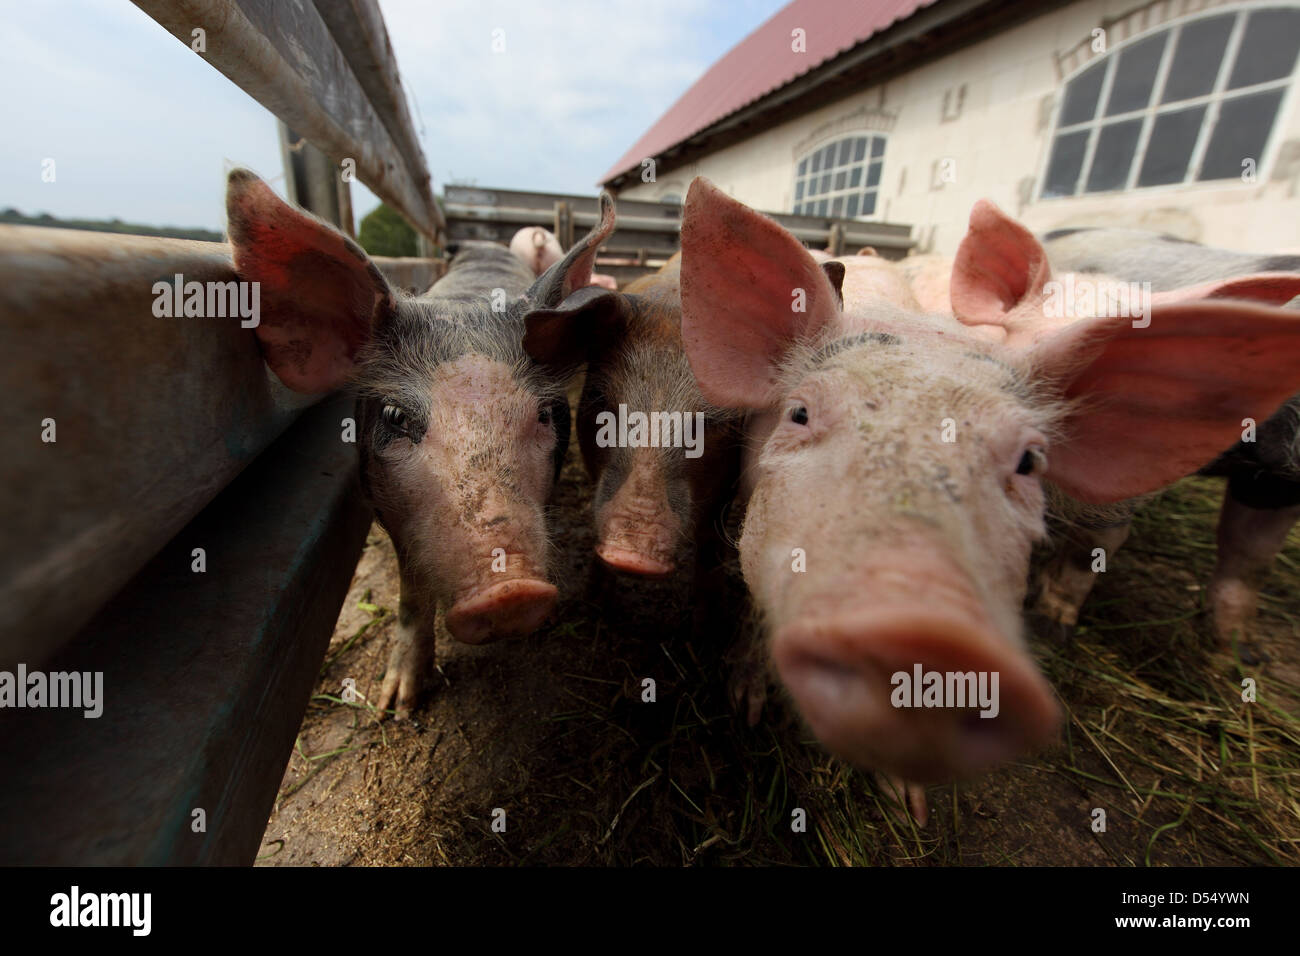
[
  {"left": 509, "top": 226, "right": 564, "bottom": 276},
  {"left": 678, "top": 176, "right": 1300, "bottom": 788},
  {"left": 225, "top": 169, "right": 616, "bottom": 715},
  {"left": 1032, "top": 228, "right": 1300, "bottom": 645},
  {"left": 510, "top": 225, "right": 619, "bottom": 292},
  {"left": 520, "top": 254, "right": 742, "bottom": 623}
]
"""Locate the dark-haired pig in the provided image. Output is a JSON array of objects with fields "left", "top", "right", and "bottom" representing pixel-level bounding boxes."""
[
  {"left": 225, "top": 169, "right": 616, "bottom": 715},
  {"left": 678, "top": 176, "right": 1300, "bottom": 787},
  {"left": 521, "top": 254, "right": 741, "bottom": 616}
]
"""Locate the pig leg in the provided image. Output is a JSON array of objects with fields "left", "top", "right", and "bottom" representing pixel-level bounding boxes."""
[
  {"left": 690, "top": 503, "right": 769, "bottom": 723},
  {"left": 723, "top": 619, "right": 769, "bottom": 727},
  {"left": 376, "top": 571, "right": 434, "bottom": 718},
  {"left": 1209, "top": 483, "right": 1300, "bottom": 647},
  {"left": 1030, "top": 520, "right": 1133, "bottom": 641}
]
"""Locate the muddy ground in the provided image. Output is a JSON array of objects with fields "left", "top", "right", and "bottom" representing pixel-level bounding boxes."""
[{"left": 256, "top": 395, "right": 1300, "bottom": 867}]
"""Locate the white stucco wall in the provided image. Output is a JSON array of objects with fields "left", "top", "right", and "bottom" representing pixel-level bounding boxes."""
[{"left": 614, "top": 0, "right": 1300, "bottom": 255}]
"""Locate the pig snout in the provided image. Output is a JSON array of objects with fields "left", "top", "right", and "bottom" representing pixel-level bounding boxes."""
[
  {"left": 445, "top": 576, "right": 558, "bottom": 644},
  {"left": 594, "top": 496, "right": 682, "bottom": 577},
  {"left": 442, "top": 495, "right": 557, "bottom": 644},
  {"left": 592, "top": 452, "right": 685, "bottom": 576},
  {"left": 770, "top": 551, "right": 1059, "bottom": 783}
]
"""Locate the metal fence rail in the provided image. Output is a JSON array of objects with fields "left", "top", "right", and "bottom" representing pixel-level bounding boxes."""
[
  {"left": 444, "top": 184, "right": 916, "bottom": 269},
  {"left": 133, "top": 0, "right": 445, "bottom": 244},
  {"left": 0, "top": 0, "right": 445, "bottom": 865}
]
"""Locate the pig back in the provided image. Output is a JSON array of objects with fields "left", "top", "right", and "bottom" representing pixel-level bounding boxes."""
[
  {"left": 424, "top": 241, "right": 535, "bottom": 301},
  {"left": 621, "top": 254, "right": 685, "bottom": 348}
]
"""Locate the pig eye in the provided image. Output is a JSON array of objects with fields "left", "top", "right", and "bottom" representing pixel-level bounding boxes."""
[
  {"left": 382, "top": 403, "right": 421, "bottom": 442},
  {"left": 789, "top": 405, "right": 810, "bottom": 426},
  {"left": 1015, "top": 448, "right": 1047, "bottom": 476},
  {"left": 537, "top": 406, "right": 552, "bottom": 426}
]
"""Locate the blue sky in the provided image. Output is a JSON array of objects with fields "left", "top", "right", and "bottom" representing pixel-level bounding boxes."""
[{"left": 0, "top": 0, "right": 789, "bottom": 230}]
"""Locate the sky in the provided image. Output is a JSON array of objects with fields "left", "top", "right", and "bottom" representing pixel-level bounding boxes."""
[{"left": 0, "top": 0, "right": 789, "bottom": 231}]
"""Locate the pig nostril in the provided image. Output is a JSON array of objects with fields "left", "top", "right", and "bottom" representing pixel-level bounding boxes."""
[{"left": 797, "top": 655, "right": 862, "bottom": 704}]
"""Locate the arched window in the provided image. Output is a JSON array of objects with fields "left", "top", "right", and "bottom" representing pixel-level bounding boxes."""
[
  {"left": 792, "top": 134, "right": 886, "bottom": 217},
  {"left": 1041, "top": 5, "right": 1300, "bottom": 198}
]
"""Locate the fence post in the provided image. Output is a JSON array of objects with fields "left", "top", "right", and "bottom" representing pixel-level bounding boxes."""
[
  {"left": 553, "top": 200, "right": 574, "bottom": 251},
  {"left": 278, "top": 120, "right": 343, "bottom": 229},
  {"left": 828, "top": 222, "right": 845, "bottom": 256}
]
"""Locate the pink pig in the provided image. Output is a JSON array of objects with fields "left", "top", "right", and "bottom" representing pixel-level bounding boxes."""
[
  {"left": 510, "top": 225, "right": 618, "bottom": 291},
  {"left": 679, "top": 176, "right": 1300, "bottom": 787}
]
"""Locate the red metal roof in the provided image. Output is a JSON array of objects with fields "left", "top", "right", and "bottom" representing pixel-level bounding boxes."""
[{"left": 599, "top": 0, "right": 937, "bottom": 185}]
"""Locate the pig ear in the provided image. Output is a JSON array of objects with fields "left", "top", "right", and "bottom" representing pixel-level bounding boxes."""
[
  {"left": 680, "top": 177, "right": 842, "bottom": 408},
  {"left": 225, "top": 168, "right": 394, "bottom": 393},
  {"left": 1034, "top": 299, "right": 1300, "bottom": 503},
  {"left": 821, "top": 260, "right": 845, "bottom": 308},
  {"left": 949, "top": 200, "right": 1052, "bottom": 334},
  {"left": 522, "top": 287, "right": 632, "bottom": 369},
  {"left": 528, "top": 191, "right": 617, "bottom": 306},
  {"left": 1150, "top": 273, "right": 1300, "bottom": 308}
]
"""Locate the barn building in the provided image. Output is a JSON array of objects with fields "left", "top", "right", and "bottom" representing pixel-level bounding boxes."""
[{"left": 601, "top": 0, "right": 1300, "bottom": 254}]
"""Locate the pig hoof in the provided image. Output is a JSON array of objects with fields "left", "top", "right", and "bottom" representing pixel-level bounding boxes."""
[
  {"left": 881, "top": 774, "right": 929, "bottom": 828},
  {"left": 726, "top": 662, "right": 769, "bottom": 726},
  {"left": 1234, "top": 640, "right": 1270, "bottom": 666},
  {"left": 376, "top": 638, "right": 429, "bottom": 719},
  {"left": 375, "top": 669, "right": 417, "bottom": 720},
  {"left": 1209, "top": 579, "right": 1260, "bottom": 649}
]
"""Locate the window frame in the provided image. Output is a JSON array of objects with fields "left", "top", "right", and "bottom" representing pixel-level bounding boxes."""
[
  {"left": 1037, "top": 3, "right": 1300, "bottom": 200},
  {"left": 790, "top": 133, "right": 888, "bottom": 219}
]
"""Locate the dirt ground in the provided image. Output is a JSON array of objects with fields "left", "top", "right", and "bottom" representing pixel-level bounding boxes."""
[{"left": 256, "top": 397, "right": 1300, "bottom": 867}]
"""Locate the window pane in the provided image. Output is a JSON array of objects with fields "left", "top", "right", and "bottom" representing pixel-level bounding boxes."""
[
  {"left": 1229, "top": 9, "right": 1300, "bottom": 89},
  {"left": 1198, "top": 88, "right": 1284, "bottom": 180},
  {"left": 837, "top": 140, "right": 853, "bottom": 166},
  {"left": 862, "top": 192, "right": 876, "bottom": 216},
  {"left": 1060, "top": 61, "right": 1105, "bottom": 125},
  {"left": 831, "top": 196, "right": 844, "bottom": 216},
  {"left": 817, "top": 199, "right": 828, "bottom": 216},
  {"left": 1043, "top": 129, "right": 1089, "bottom": 196},
  {"left": 871, "top": 136, "right": 885, "bottom": 158},
  {"left": 821, "top": 145, "right": 836, "bottom": 167},
  {"left": 795, "top": 180, "right": 804, "bottom": 200},
  {"left": 846, "top": 194, "right": 860, "bottom": 217},
  {"left": 849, "top": 166, "right": 862, "bottom": 187},
  {"left": 819, "top": 173, "right": 832, "bottom": 193},
  {"left": 1162, "top": 15, "right": 1232, "bottom": 103},
  {"left": 1086, "top": 119, "right": 1143, "bottom": 190},
  {"left": 1137, "top": 105, "right": 1205, "bottom": 186},
  {"left": 866, "top": 161, "right": 881, "bottom": 188},
  {"left": 792, "top": 203, "right": 802, "bottom": 215},
  {"left": 834, "top": 170, "right": 847, "bottom": 190},
  {"left": 854, "top": 138, "right": 867, "bottom": 162},
  {"left": 797, "top": 158, "right": 808, "bottom": 176},
  {"left": 1106, "top": 33, "right": 1167, "bottom": 115}
]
